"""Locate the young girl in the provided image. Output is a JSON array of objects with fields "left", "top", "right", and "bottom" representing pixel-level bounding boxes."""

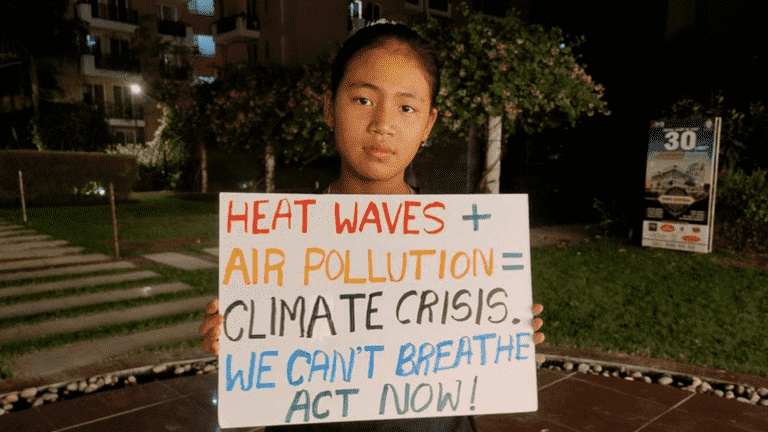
[{"left": 199, "top": 21, "right": 545, "bottom": 432}]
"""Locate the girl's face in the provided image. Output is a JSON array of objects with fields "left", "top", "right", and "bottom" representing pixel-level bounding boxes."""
[{"left": 324, "top": 42, "right": 438, "bottom": 187}]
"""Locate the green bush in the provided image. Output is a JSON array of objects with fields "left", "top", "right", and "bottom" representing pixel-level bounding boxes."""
[
  {"left": 0, "top": 150, "right": 138, "bottom": 205},
  {"left": 713, "top": 168, "right": 768, "bottom": 253}
]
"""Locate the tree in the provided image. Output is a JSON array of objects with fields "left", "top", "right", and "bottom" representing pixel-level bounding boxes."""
[
  {"left": 0, "top": 0, "right": 87, "bottom": 148},
  {"left": 414, "top": 1, "right": 610, "bottom": 193}
]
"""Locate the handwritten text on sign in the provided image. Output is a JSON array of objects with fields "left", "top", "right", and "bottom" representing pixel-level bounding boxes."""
[{"left": 217, "top": 194, "right": 537, "bottom": 428}]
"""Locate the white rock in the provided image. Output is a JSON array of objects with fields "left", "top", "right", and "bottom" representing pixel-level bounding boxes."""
[
  {"left": 128, "top": 376, "right": 137, "bottom": 384},
  {"left": 611, "top": 371, "right": 619, "bottom": 378},
  {"left": 714, "top": 389, "right": 725, "bottom": 397},
  {"left": 0, "top": 409, "right": 5, "bottom": 415},
  {"left": 78, "top": 381, "right": 87, "bottom": 392},
  {"left": 757, "top": 387, "right": 768, "bottom": 397},
  {"left": 3, "top": 394, "right": 18, "bottom": 404},
  {"left": 736, "top": 384, "right": 745, "bottom": 395},
  {"left": 32, "top": 398, "right": 44, "bottom": 407},
  {"left": 105, "top": 375, "right": 113, "bottom": 385},
  {"left": 42, "top": 393, "right": 58, "bottom": 402},
  {"left": 602, "top": 371, "right": 610, "bottom": 377},
  {"left": 631, "top": 371, "right": 643, "bottom": 379},
  {"left": 196, "top": 371, "right": 203, "bottom": 375},
  {"left": 691, "top": 377, "right": 702, "bottom": 388},
  {"left": 84, "top": 384, "right": 99, "bottom": 394},
  {"left": 658, "top": 376, "right": 673, "bottom": 386},
  {"left": 736, "top": 397, "right": 750, "bottom": 404},
  {"left": 624, "top": 377, "right": 634, "bottom": 381},
  {"left": 67, "top": 382, "right": 78, "bottom": 392},
  {"left": 96, "top": 378, "right": 104, "bottom": 387},
  {"left": 47, "top": 386, "right": 58, "bottom": 394},
  {"left": 725, "top": 391, "right": 735, "bottom": 399},
  {"left": 184, "top": 364, "right": 192, "bottom": 372},
  {"left": 175, "top": 367, "right": 185, "bottom": 375},
  {"left": 643, "top": 376, "right": 652, "bottom": 384},
  {"left": 20, "top": 388, "right": 37, "bottom": 399},
  {"left": 203, "top": 365, "right": 216, "bottom": 373},
  {"left": 577, "top": 364, "right": 590, "bottom": 374},
  {"left": 750, "top": 393, "right": 760, "bottom": 404},
  {"left": 593, "top": 365, "right": 603, "bottom": 373},
  {"left": 563, "top": 362, "right": 574, "bottom": 371},
  {"left": 89, "top": 376, "right": 98, "bottom": 384},
  {"left": 699, "top": 382, "right": 712, "bottom": 393},
  {"left": 3, "top": 404, "right": 12, "bottom": 411},
  {"left": 725, "top": 384, "right": 735, "bottom": 391},
  {"left": 760, "top": 399, "right": 768, "bottom": 406},
  {"left": 152, "top": 365, "right": 167, "bottom": 374}
]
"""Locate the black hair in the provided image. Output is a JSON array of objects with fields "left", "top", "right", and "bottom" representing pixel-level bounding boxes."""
[{"left": 330, "top": 23, "right": 440, "bottom": 109}]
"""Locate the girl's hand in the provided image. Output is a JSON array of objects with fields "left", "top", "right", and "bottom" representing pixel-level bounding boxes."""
[
  {"left": 199, "top": 298, "right": 223, "bottom": 355},
  {"left": 533, "top": 303, "right": 545, "bottom": 363}
]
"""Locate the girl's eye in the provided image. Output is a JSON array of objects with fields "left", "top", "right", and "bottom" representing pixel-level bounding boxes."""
[
  {"left": 402, "top": 105, "right": 415, "bottom": 114},
  {"left": 353, "top": 97, "right": 371, "bottom": 106}
]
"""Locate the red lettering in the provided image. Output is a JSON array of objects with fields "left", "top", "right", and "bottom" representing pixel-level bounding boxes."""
[
  {"left": 359, "top": 202, "right": 383, "bottom": 233},
  {"left": 227, "top": 201, "right": 248, "bottom": 234},
  {"left": 423, "top": 201, "right": 445, "bottom": 234},
  {"left": 382, "top": 202, "right": 402, "bottom": 234},
  {"left": 252, "top": 200, "right": 270, "bottom": 234},
  {"left": 272, "top": 199, "right": 292, "bottom": 230},
  {"left": 294, "top": 199, "right": 316, "bottom": 233},
  {"left": 335, "top": 202, "right": 358, "bottom": 234},
  {"left": 403, "top": 201, "right": 420, "bottom": 235}
]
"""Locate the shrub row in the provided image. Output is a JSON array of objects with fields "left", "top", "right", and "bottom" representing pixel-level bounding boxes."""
[
  {"left": 0, "top": 150, "right": 137, "bottom": 206},
  {"left": 713, "top": 168, "right": 768, "bottom": 253}
]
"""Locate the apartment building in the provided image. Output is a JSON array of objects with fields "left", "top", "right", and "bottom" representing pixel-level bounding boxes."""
[
  {"left": 44, "top": 1, "right": 524, "bottom": 147},
  {"left": 58, "top": 0, "right": 220, "bottom": 145}
]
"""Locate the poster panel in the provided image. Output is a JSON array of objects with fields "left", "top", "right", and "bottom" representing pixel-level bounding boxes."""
[
  {"left": 642, "top": 117, "right": 722, "bottom": 253},
  {"left": 217, "top": 193, "right": 537, "bottom": 428}
]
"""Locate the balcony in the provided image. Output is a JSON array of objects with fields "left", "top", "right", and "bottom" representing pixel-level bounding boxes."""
[
  {"left": 213, "top": 14, "right": 260, "bottom": 45},
  {"left": 81, "top": 54, "right": 142, "bottom": 81},
  {"left": 78, "top": 3, "right": 138, "bottom": 33},
  {"left": 158, "top": 19, "right": 188, "bottom": 38},
  {"left": 104, "top": 102, "right": 144, "bottom": 120}
]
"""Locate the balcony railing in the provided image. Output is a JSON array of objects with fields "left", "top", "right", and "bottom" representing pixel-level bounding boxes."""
[
  {"left": 158, "top": 19, "right": 188, "bottom": 37},
  {"left": 103, "top": 102, "right": 144, "bottom": 120},
  {"left": 216, "top": 14, "right": 259, "bottom": 34},
  {"left": 89, "top": 1, "right": 139, "bottom": 25},
  {"left": 93, "top": 53, "right": 141, "bottom": 73}
]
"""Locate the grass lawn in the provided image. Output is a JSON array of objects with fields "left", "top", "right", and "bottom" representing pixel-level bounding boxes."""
[
  {"left": 0, "top": 192, "right": 218, "bottom": 256},
  {"left": 531, "top": 239, "right": 768, "bottom": 377}
]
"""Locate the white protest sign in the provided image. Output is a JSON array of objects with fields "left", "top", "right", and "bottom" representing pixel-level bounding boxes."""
[{"left": 217, "top": 193, "right": 537, "bottom": 428}]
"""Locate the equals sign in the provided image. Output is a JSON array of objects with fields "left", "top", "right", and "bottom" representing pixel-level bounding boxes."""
[{"left": 502, "top": 252, "right": 524, "bottom": 270}]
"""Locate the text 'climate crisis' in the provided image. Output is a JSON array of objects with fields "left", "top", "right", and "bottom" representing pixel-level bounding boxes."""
[{"left": 226, "top": 199, "right": 445, "bottom": 235}]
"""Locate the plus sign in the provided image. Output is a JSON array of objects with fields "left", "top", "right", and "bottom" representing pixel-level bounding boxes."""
[{"left": 462, "top": 203, "right": 491, "bottom": 231}]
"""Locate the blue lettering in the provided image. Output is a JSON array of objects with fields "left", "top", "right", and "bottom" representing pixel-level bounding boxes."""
[
  {"left": 331, "top": 348, "right": 356, "bottom": 383},
  {"left": 395, "top": 343, "right": 416, "bottom": 377},
  {"left": 452, "top": 336, "right": 473, "bottom": 368},
  {"left": 516, "top": 332, "right": 531, "bottom": 360},
  {"left": 365, "top": 345, "right": 384, "bottom": 379},
  {"left": 472, "top": 333, "right": 496, "bottom": 365},
  {"left": 256, "top": 350, "right": 278, "bottom": 389},
  {"left": 495, "top": 334, "right": 514, "bottom": 363},
  {"left": 312, "top": 390, "right": 332, "bottom": 419},
  {"left": 379, "top": 383, "right": 410, "bottom": 414},
  {"left": 434, "top": 339, "right": 454, "bottom": 373},
  {"left": 287, "top": 349, "right": 311, "bottom": 386},
  {"left": 416, "top": 342, "right": 436, "bottom": 376},
  {"left": 437, "top": 380, "right": 461, "bottom": 411},
  {"left": 285, "top": 390, "right": 310, "bottom": 423},
  {"left": 335, "top": 388, "right": 359, "bottom": 417},
  {"left": 309, "top": 350, "right": 329, "bottom": 383},
  {"left": 225, "top": 352, "right": 255, "bottom": 391}
]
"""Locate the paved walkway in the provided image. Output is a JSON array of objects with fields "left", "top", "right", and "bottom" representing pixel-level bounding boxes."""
[{"left": 1, "top": 219, "right": 766, "bottom": 431}]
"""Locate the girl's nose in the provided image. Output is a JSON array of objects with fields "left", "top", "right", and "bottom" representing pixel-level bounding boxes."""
[{"left": 369, "top": 103, "right": 396, "bottom": 135}]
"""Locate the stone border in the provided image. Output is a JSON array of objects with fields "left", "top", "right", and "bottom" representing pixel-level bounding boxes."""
[{"left": 2, "top": 354, "right": 767, "bottom": 416}]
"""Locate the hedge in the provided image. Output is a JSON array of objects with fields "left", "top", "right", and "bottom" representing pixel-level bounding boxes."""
[{"left": 0, "top": 150, "right": 138, "bottom": 206}]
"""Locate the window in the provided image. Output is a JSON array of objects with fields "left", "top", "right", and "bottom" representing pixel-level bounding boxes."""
[
  {"left": 248, "top": 42, "right": 258, "bottom": 62},
  {"left": 113, "top": 85, "right": 134, "bottom": 119},
  {"left": 158, "top": 5, "right": 176, "bottom": 21},
  {"left": 82, "top": 83, "right": 104, "bottom": 106},
  {"left": 193, "top": 35, "right": 216, "bottom": 58},
  {"left": 188, "top": 0, "right": 214, "bottom": 16},
  {"left": 350, "top": 0, "right": 362, "bottom": 18}
]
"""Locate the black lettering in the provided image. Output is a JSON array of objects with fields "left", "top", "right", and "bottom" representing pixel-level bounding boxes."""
[
  {"left": 249, "top": 299, "right": 265, "bottom": 339},
  {"left": 281, "top": 297, "right": 306, "bottom": 337},
  {"left": 397, "top": 290, "right": 417, "bottom": 324},
  {"left": 224, "top": 300, "right": 246, "bottom": 341},
  {"left": 487, "top": 288, "right": 508, "bottom": 324},
  {"left": 340, "top": 293, "right": 365, "bottom": 333},
  {"left": 307, "top": 296, "right": 336, "bottom": 337},
  {"left": 366, "top": 291, "right": 383, "bottom": 330},
  {"left": 418, "top": 290, "right": 439, "bottom": 324},
  {"left": 451, "top": 290, "right": 471, "bottom": 322}
]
